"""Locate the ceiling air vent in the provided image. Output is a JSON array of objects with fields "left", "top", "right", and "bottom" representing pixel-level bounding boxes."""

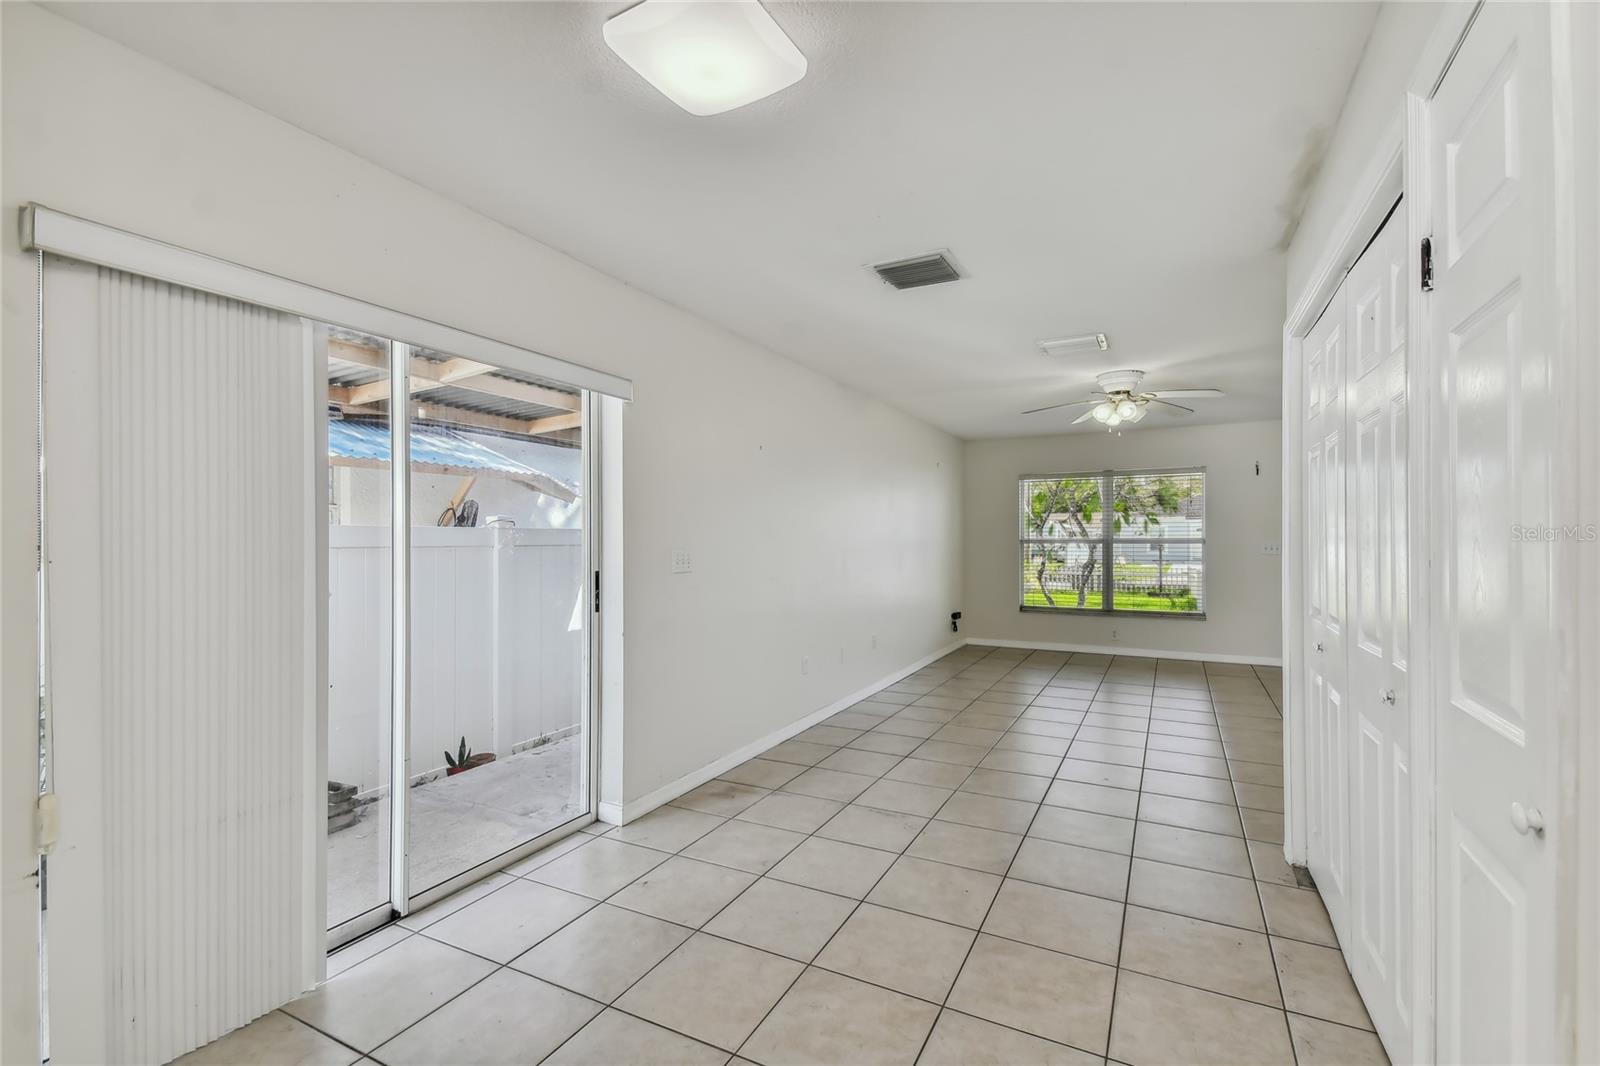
[
  {"left": 871, "top": 251, "right": 962, "bottom": 290},
  {"left": 1037, "top": 333, "right": 1109, "bottom": 357}
]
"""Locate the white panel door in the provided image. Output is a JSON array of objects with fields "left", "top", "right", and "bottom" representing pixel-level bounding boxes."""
[
  {"left": 1428, "top": 3, "right": 1562, "bottom": 1061},
  {"left": 1302, "top": 287, "right": 1350, "bottom": 940},
  {"left": 1342, "top": 208, "right": 1412, "bottom": 1053}
]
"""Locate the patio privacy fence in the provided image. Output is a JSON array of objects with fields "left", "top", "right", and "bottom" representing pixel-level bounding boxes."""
[{"left": 328, "top": 524, "right": 584, "bottom": 795}]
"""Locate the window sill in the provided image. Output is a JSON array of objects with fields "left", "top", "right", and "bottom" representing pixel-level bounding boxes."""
[{"left": 1018, "top": 606, "right": 1208, "bottom": 621}]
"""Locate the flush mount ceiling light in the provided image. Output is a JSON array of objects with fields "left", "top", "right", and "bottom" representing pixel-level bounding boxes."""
[
  {"left": 1037, "top": 333, "right": 1109, "bottom": 358},
  {"left": 603, "top": 0, "right": 808, "bottom": 117}
]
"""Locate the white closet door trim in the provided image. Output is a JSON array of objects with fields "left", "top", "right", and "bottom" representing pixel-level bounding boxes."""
[{"left": 20, "top": 203, "right": 634, "bottom": 402}]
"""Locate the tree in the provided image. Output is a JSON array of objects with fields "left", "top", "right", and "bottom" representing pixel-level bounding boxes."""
[
  {"left": 1024, "top": 474, "right": 1194, "bottom": 607},
  {"left": 1024, "top": 478, "right": 1101, "bottom": 607}
]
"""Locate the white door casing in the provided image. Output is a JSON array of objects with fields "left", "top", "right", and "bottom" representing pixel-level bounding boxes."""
[
  {"left": 1342, "top": 209, "right": 1413, "bottom": 1053},
  {"left": 1302, "top": 287, "right": 1350, "bottom": 941},
  {"left": 1427, "top": 3, "right": 1563, "bottom": 1061}
]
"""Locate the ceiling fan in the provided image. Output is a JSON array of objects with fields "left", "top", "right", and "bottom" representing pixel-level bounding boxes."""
[{"left": 1023, "top": 370, "right": 1225, "bottom": 428}]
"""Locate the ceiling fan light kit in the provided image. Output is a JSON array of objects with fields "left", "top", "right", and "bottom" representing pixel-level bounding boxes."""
[{"left": 1022, "top": 368, "right": 1224, "bottom": 430}]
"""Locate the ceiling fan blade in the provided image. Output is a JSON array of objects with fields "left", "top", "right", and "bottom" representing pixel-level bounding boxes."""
[
  {"left": 1021, "top": 398, "right": 1097, "bottom": 415},
  {"left": 1071, "top": 409, "right": 1097, "bottom": 425},
  {"left": 1152, "top": 398, "right": 1195, "bottom": 415},
  {"left": 1150, "top": 389, "right": 1225, "bottom": 399}
]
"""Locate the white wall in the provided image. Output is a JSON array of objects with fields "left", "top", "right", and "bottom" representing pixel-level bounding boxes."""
[
  {"left": 963, "top": 421, "right": 1283, "bottom": 663},
  {"left": 1287, "top": 2, "right": 1444, "bottom": 304},
  {"left": 0, "top": 12, "right": 962, "bottom": 1037}
]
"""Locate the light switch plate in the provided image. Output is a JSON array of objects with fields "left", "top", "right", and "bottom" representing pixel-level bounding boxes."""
[{"left": 671, "top": 550, "right": 692, "bottom": 574}]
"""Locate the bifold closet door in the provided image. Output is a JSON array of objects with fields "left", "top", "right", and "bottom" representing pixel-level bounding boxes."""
[
  {"left": 42, "top": 257, "right": 322, "bottom": 1064},
  {"left": 1303, "top": 208, "right": 1413, "bottom": 1058},
  {"left": 1341, "top": 209, "right": 1411, "bottom": 1055},
  {"left": 1302, "top": 285, "right": 1350, "bottom": 940}
]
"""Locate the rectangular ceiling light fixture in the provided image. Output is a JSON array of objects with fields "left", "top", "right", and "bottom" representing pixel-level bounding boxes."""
[
  {"left": 1037, "top": 333, "right": 1109, "bottom": 357},
  {"left": 603, "top": 0, "right": 808, "bottom": 117},
  {"left": 871, "top": 252, "right": 962, "bottom": 290}
]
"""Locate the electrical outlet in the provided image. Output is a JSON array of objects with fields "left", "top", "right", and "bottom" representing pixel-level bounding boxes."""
[
  {"left": 1111, "top": 628, "right": 1119, "bottom": 641},
  {"left": 800, "top": 656, "right": 810, "bottom": 676},
  {"left": 671, "top": 549, "right": 692, "bottom": 574},
  {"left": 1262, "top": 543, "right": 1282, "bottom": 556},
  {"left": 871, "top": 634, "right": 878, "bottom": 650}
]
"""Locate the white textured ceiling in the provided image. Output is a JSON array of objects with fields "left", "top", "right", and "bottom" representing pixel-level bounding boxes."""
[{"left": 52, "top": 1, "right": 1376, "bottom": 438}]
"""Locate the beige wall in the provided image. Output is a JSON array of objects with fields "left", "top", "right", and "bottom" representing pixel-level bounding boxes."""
[{"left": 962, "top": 420, "right": 1283, "bottom": 663}]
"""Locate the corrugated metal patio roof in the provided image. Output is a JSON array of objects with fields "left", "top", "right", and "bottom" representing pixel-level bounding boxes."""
[{"left": 328, "top": 420, "right": 577, "bottom": 502}]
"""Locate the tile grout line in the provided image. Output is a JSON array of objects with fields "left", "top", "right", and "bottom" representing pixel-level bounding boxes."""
[
  {"left": 727, "top": 644, "right": 1014, "bottom": 1063},
  {"left": 287, "top": 867, "right": 568, "bottom": 1062},
  {"left": 451, "top": 656, "right": 1203, "bottom": 1043},
  {"left": 909, "top": 645, "right": 1095, "bottom": 1064},
  {"left": 530, "top": 646, "right": 1000, "bottom": 1062},
  {"left": 733, "top": 644, "right": 1029, "bottom": 1061},
  {"left": 1100, "top": 651, "right": 1167, "bottom": 1066},
  {"left": 903, "top": 649, "right": 1051, "bottom": 1061},
  {"left": 357, "top": 859, "right": 625, "bottom": 1063},
  {"left": 1217, "top": 656, "right": 1302, "bottom": 1065},
  {"left": 308, "top": 646, "right": 1311, "bottom": 1066},
  {"left": 536, "top": 711, "right": 938, "bottom": 1064}
]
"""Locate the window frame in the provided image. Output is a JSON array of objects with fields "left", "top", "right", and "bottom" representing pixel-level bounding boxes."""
[{"left": 1017, "top": 466, "right": 1207, "bottom": 620}]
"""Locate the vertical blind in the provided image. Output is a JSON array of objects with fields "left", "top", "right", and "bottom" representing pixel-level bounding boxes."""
[{"left": 42, "top": 258, "right": 321, "bottom": 1063}]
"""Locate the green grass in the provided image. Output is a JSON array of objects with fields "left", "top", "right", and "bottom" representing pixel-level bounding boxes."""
[{"left": 1023, "top": 587, "right": 1200, "bottom": 613}]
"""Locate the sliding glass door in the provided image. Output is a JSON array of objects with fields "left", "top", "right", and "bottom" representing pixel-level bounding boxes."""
[
  {"left": 403, "top": 353, "right": 590, "bottom": 901},
  {"left": 324, "top": 331, "right": 396, "bottom": 929},
  {"left": 324, "top": 332, "right": 594, "bottom": 941}
]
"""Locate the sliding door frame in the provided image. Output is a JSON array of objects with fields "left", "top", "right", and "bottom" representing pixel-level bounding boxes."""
[
  {"left": 390, "top": 341, "right": 411, "bottom": 913},
  {"left": 327, "top": 358, "right": 605, "bottom": 950},
  {"left": 19, "top": 204, "right": 626, "bottom": 957}
]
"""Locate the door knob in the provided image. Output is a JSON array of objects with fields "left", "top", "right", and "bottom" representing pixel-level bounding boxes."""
[
  {"left": 1314, "top": 642, "right": 1324, "bottom": 653},
  {"left": 1510, "top": 802, "right": 1545, "bottom": 836},
  {"left": 1380, "top": 688, "right": 1397, "bottom": 705}
]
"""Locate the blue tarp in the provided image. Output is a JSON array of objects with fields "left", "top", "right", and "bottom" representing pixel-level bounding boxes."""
[{"left": 328, "top": 420, "right": 577, "bottom": 501}]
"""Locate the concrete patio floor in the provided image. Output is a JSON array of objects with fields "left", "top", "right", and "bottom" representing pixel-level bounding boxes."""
[{"left": 329, "top": 736, "right": 585, "bottom": 927}]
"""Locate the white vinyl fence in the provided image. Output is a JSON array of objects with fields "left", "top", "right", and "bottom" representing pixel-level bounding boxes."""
[{"left": 328, "top": 524, "right": 584, "bottom": 795}]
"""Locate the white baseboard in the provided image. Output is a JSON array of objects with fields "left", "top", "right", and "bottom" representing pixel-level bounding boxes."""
[
  {"left": 966, "top": 636, "right": 1282, "bottom": 668},
  {"left": 608, "top": 638, "right": 967, "bottom": 824}
]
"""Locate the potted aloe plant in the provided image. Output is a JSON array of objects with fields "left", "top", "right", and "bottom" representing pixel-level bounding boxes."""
[{"left": 444, "top": 736, "right": 495, "bottom": 776}]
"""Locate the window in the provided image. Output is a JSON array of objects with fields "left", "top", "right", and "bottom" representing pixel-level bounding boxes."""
[{"left": 1019, "top": 468, "right": 1205, "bottom": 616}]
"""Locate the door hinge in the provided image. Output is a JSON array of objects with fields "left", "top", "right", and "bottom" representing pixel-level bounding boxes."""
[
  {"left": 593, "top": 570, "right": 601, "bottom": 614},
  {"left": 35, "top": 792, "right": 59, "bottom": 854},
  {"left": 1420, "top": 236, "right": 1434, "bottom": 292}
]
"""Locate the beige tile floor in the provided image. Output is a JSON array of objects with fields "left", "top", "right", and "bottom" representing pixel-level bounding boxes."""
[{"left": 178, "top": 646, "right": 1390, "bottom": 1066}]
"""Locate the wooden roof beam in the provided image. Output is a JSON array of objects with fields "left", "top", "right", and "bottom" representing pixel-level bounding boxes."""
[
  {"left": 328, "top": 338, "right": 580, "bottom": 412},
  {"left": 329, "top": 391, "right": 578, "bottom": 440},
  {"left": 524, "top": 411, "right": 583, "bottom": 435}
]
